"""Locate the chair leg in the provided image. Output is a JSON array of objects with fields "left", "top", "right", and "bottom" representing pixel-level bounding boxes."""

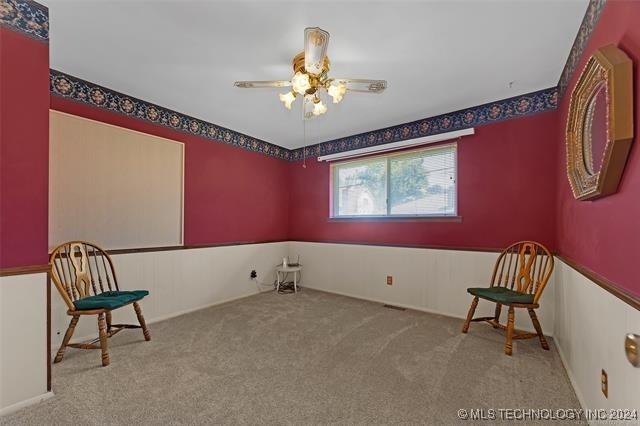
[
  {"left": 106, "top": 310, "right": 112, "bottom": 332},
  {"left": 493, "top": 303, "right": 502, "bottom": 328},
  {"left": 133, "top": 302, "right": 151, "bottom": 341},
  {"left": 504, "top": 306, "right": 515, "bottom": 356},
  {"left": 462, "top": 297, "right": 479, "bottom": 333},
  {"left": 97, "top": 313, "right": 110, "bottom": 367},
  {"left": 54, "top": 315, "right": 79, "bottom": 363},
  {"left": 528, "top": 308, "right": 549, "bottom": 350}
]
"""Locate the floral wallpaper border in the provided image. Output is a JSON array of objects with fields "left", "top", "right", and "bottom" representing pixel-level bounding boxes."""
[
  {"left": 50, "top": 69, "right": 291, "bottom": 160},
  {"left": 52, "top": 68, "right": 559, "bottom": 162},
  {"left": 37, "top": 0, "right": 605, "bottom": 160},
  {"left": 289, "top": 87, "right": 558, "bottom": 160},
  {"left": 0, "top": 0, "right": 48, "bottom": 42},
  {"left": 292, "top": 0, "right": 607, "bottom": 160},
  {"left": 558, "top": 0, "right": 607, "bottom": 97}
]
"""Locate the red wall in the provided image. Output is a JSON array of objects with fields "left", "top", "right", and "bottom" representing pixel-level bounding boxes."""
[
  {"left": 0, "top": 27, "right": 49, "bottom": 268},
  {"left": 50, "top": 97, "right": 290, "bottom": 247},
  {"left": 556, "top": 0, "right": 640, "bottom": 297},
  {"left": 289, "top": 111, "right": 558, "bottom": 251},
  {"left": 5, "top": 0, "right": 638, "bottom": 302}
]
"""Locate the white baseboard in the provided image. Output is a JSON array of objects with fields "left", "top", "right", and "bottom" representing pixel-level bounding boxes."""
[
  {"left": 550, "top": 258, "right": 639, "bottom": 417},
  {"left": 0, "top": 391, "right": 54, "bottom": 417},
  {"left": 554, "top": 337, "right": 587, "bottom": 412},
  {"left": 305, "top": 285, "right": 468, "bottom": 320},
  {"left": 303, "top": 285, "right": 550, "bottom": 336},
  {"left": 288, "top": 241, "right": 554, "bottom": 337}
]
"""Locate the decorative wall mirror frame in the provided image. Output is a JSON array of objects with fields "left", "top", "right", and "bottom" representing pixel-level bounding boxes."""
[{"left": 566, "top": 44, "right": 633, "bottom": 200}]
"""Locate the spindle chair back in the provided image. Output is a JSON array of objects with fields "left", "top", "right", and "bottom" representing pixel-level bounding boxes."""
[
  {"left": 489, "top": 241, "right": 554, "bottom": 304},
  {"left": 461, "top": 241, "right": 554, "bottom": 355},
  {"left": 51, "top": 241, "right": 120, "bottom": 309}
]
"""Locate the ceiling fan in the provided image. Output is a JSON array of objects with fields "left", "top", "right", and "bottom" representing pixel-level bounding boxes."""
[{"left": 234, "top": 27, "right": 387, "bottom": 119}]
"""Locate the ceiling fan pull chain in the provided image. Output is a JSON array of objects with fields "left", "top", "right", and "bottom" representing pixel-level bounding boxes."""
[{"left": 303, "top": 118, "right": 307, "bottom": 169}]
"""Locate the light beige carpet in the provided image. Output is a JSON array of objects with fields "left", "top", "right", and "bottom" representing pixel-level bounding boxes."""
[{"left": 3, "top": 289, "right": 581, "bottom": 425}]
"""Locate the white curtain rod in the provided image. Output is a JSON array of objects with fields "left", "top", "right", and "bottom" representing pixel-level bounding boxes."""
[{"left": 317, "top": 128, "right": 475, "bottom": 162}]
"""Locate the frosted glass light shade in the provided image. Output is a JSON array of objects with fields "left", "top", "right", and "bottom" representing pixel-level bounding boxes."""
[
  {"left": 328, "top": 82, "right": 346, "bottom": 103},
  {"left": 313, "top": 100, "right": 328, "bottom": 116},
  {"left": 279, "top": 91, "right": 296, "bottom": 109},
  {"left": 291, "top": 72, "right": 311, "bottom": 95}
]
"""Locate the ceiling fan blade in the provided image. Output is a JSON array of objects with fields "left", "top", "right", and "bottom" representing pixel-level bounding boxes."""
[
  {"left": 234, "top": 80, "right": 292, "bottom": 89},
  {"left": 333, "top": 79, "right": 387, "bottom": 93},
  {"left": 304, "top": 27, "right": 330, "bottom": 76}
]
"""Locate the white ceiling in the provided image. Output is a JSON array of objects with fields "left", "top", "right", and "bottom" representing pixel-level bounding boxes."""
[{"left": 43, "top": 0, "right": 588, "bottom": 149}]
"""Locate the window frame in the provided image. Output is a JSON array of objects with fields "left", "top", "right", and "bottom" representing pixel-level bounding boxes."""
[{"left": 329, "top": 143, "right": 458, "bottom": 220}]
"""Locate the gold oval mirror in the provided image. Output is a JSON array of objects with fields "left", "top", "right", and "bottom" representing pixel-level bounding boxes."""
[
  {"left": 582, "top": 82, "right": 608, "bottom": 176},
  {"left": 566, "top": 44, "right": 633, "bottom": 200}
]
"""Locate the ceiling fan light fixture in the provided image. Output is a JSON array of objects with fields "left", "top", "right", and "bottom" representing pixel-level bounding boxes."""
[
  {"left": 327, "top": 82, "right": 346, "bottom": 103},
  {"left": 291, "top": 72, "right": 311, "bottom": 95},
  {"left": 312, "top": 99, "right": 328, "bottom": 116},
  {"left": 279, "top": 91, "right": 296, "bottom": 110},
  {"left": 233, "top": 27, "right": 386, "bottom": 119}
]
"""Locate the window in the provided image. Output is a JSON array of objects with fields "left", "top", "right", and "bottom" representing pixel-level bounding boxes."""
[{"left": 331, "top": 144, "right": 457, "bottom": 218}]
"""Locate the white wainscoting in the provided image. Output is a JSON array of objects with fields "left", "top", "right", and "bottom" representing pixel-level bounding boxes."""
[
  {"left": 287, "top": 241, "right": 556, "bottom": 334},
  {"left": 51, "top": 242, "right": 288, "bottom": 348},
  {"left": 0, "top": 273, "right": 49, "bottom": 414},
  {"left": 289, "top": 241, "right": 640, "bottom": 414},
  {"left": 8, "top": 241, "right": 638, "bottom": 419},
  {"left": 553, "top": 259, "right": 640, "bottom": 413}
]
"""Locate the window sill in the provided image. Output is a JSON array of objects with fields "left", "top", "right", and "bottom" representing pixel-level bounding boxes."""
[{"left": 328, "top": 215, "right": 462, "bottom": 223}]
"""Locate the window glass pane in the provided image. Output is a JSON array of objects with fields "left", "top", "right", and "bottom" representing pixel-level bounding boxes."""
[
  {"left": 331, "top": 144, "right": 456, "bottom": 217},
  {"left": 335, "top": 159, "right": 387, "bottom": 216},
  {"left": 389, "top": 146, "right": 456, "bottom": 216}
]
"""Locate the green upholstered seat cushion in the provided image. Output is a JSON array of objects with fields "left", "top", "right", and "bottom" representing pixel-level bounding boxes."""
[
  {"left": 467, "top": 286, "right": 534, "bottom": 304},
  {"left": 73, "top": 290, "right": 149, "bottom": 311}
]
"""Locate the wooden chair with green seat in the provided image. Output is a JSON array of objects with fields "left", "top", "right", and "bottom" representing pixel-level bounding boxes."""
[
  {"left": 461, "top": 241, "right": 554, "bottom": 356},
  {"left": 50, "top": 241, "right": 151, "bottom": 366}
]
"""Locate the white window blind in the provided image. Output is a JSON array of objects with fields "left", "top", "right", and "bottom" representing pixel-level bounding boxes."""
[
  {"left": 334, "top": 157, "right": 387, "bottom": 216},
  {"left": 331, "top": 144, "right": 457, "bottom": 217}
]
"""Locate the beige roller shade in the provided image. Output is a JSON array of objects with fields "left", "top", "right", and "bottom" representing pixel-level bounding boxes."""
[{"left": 49, "top": 111, "right": 184, "bottom": 251}]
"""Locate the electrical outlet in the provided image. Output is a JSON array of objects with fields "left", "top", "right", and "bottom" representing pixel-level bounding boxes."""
[
  {"left": 386, "top": 276, "right": 393, "bottom": 286},
  {"left": 601, "top": 369, "right": 608, "bottom": 398},
  {"left": 250, "top": 270, "right": 257, "bottom": 279}
]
